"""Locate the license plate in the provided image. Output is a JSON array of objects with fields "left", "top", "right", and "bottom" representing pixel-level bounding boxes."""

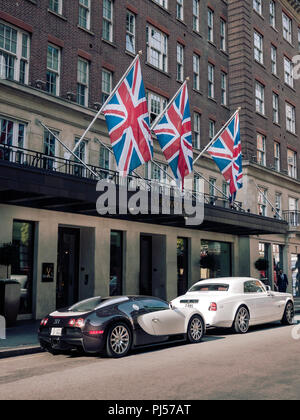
[
  {"left": 185, "top": 303, "right": 194, "bottom": 308},
  {"left": 51, "top": 328, "right": 62, "bottom": 337}
]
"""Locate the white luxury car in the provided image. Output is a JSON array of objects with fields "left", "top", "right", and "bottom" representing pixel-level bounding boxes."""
[{"left": 171, "top": 278, "right": 295, "bottom": 334}]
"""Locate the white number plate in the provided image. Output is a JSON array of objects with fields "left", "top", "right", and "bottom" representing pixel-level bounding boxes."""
[
  {"left": 51, "top": 328, "right": 62, "bottom": 337},
  {"left": 185, "top": 303, "right": 194, "bottom": 308}
]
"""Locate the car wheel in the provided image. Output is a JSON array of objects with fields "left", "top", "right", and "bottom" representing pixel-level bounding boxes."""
[
  {"left": 233, "top": 306, "right": 250, "bottom": 334},
  {"left": 187, "top": 315, "right": 205, "bottom": 343},
  {"left": 106, "top": 323, "right": 132, "bottom": 358},
  {"left": 281, "top": 301, "right": 294, "bottom": 325}
]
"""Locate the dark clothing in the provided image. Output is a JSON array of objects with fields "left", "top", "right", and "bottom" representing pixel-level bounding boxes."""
[{"left": 277, "top": 273, "right": 289, "bottom": 293}]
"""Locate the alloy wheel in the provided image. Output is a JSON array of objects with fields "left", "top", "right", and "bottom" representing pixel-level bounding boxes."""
[
  {"left": 109, "top": 325, "right": 130, "bottom": 356},
  {"left": 237, "top": 307, "right": 249, "bottom": 333}
]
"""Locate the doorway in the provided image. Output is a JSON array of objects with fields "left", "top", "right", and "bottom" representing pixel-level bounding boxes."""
[{"left": 56, "top": 227, "right": 80, "bottom": 309}]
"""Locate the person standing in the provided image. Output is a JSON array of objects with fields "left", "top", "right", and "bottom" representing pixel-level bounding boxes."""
[{"left": 277, "top": 269, "right": 289, "bottom": 293}]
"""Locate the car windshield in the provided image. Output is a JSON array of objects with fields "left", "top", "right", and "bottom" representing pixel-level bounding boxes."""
[
  {"left": 68, "top": 297, "right": 107, "bottom": 312},
  {"left": 189, "top": 283, "right": 229, "bottom": 292}
]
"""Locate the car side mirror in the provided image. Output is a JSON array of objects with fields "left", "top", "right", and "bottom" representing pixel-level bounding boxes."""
[{"left": 169, "top": 302, "right": 175, "bottom": 310}]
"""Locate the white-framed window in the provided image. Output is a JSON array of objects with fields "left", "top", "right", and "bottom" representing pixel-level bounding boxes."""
[
  {"left": 253, "top": 0, "right": 262, "bottom": 15},
  {"left": 193, "top": 112, "right": 201, "bottom": 150},
  {"left": 193, "top": 0, "right": 200, "bottom": 32},
  {"left": 258, "top": 187, "right": 267, "bottom": 216},
  {"left": 194, "top": 172, "right": 201, "bottom": 193},
  {"left": 43, "top": 128, "right": 58, "bottom": 170},
  {"left": 221, "top": 72, "right": 227, "bottom": 106},
  {"left": 271, "top": 45, "right": 277, "bottom": 75},
  {"left": 257, "top": 133, "right": 266, "bottom": 166},
  {"left": 208, "top": 9, "right": 214, "bottom": 43},
  {"left": 209, "top": 177, "right": 217, "bottom": 203},
  {"left": 177, "top": 43, "right": 184, "bottom": 82},
  {"left": 272, "top": 92, "right": 279, "bottom": 124},
  {"left": 269, "top": 1, "right": 276, "bottom": 27},
  {"left": 286, "top": 102, "right": 296, "bottom": 134},
  {"left": 255, "top": 81, "right": 265, "bottom": 115},
  {"left": 0, "top": 21, "right": 30, "bottom": 84},
  {"left": 103, "top": 0, "right": 113, "bottom": 42},
  {"left": 275, "top": 192, "right": 282, "bottom": 217},
  {"left": 208, "top": 63, "right": 215, "bottom": 99},
  {"left": 77, "top": 58, "right": 89, "bottom": 107},
  {"left": 254, "top": 31, "right": 264, "bottom": 64},
  {"left": 49, "top": 0, "right": 62, "bottom": 15},
  {"left": 79, "top": 0, "right": 91, "bottom": 30},
  {"left": 282, "top": 12, "right": 292, "bottom": 44},
  {"left": 46, "top": 44, "right": 60, "bottom": 96},
  {"left": 74, "top": 137, "right": 88, "bottom": 177},
  {"left": 147, "top": 91, "right": 167, "bottom": 125},
  {"left": 209, "top": 119, "right": 215, "bottom": 141},
  {"left": 146, "top": 161, "right": 168, "bottom": 184},
  {"left": 102, "top": 69, "right": 112, "bottom": 104},
  {"left": 153, "top": 0, "right": 168, "bottom": 9},
  {"left": 274, "top": 141, "right": 280, "bottom": 171},
  {"left": 146, "top": 25, "right": 168, "bottom": 73},
  {"left": 284, "top": 56, "right": 294, "bottom": 88},
  {"left": 126, "top": 11, "right": 136, "bottom": 54},
  {"left": 193, "top": 54, "right": 200, "bottom": 91},
  {"left": 288, "top": 149, "right": 297, "bottom": 179},
  {"left": 176, "top": 0, "right": 184, "bottom": 21},
  {"left": 0, "top": 117, "right": 26, "bottom": 164},
  {"left": 220, "top": 19, "right": 227, "bottom": 51},
  {"left": 99, "top": 144, "right": 111, "bottom": 178}
]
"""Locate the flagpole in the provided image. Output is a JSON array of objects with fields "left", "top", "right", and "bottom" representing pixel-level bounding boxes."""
[
  {"left": 150, "top": 78, "right": 189, "bottom": 131},
  {"left": 193, "top": 107, "right": 241, "bottom": 166},
  {"left": 72, "top": 52, "right": 142, "bottom": 156}
]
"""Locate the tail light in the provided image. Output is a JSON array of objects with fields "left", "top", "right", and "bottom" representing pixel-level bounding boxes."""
[
  {"left": 209, "top": 302, "right": 218, "bottom": 312},
  {"left": 40, "top": 318, "right": 48, "bottom": 326},
  {"left": 68, "top": 318, "right": 85, "bottom": 328},
  {"left": 68, "top": 319, "right": 76, "bottom": 326}
]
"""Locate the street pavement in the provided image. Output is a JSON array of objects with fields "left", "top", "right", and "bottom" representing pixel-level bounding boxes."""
[{"left": 0, "top": 316, "right": 299, "bottom": 401}]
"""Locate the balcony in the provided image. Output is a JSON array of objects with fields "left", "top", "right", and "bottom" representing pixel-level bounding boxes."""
[
  {"left": 0, "top": 143, "right": 288, "bottom": 236},
  {"left": 283, "top": 211, "right": 300, "bottom": 232}
]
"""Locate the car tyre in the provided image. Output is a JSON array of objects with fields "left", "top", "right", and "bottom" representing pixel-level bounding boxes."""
[
  {"left": 187, "top": 315, "right": 205, "bottom": 343},
  {"left": 233, "top": 306, "right": 250, "bottom": 334},
  {"left": 281, "top": 301, "right": 294, "bottom": 326},
  {"left": 106, "top": 322, "right": 132, "bottom": 358}
]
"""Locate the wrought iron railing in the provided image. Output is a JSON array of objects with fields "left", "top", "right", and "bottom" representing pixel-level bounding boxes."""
[
  {"left": 0, "top": 143, "right": 243, "bottom": 211},
  {"left": 283, "top": 211, "right": 300, "bottom": 227}
]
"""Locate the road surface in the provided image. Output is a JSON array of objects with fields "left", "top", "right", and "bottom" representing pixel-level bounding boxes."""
[{"left": 0, "top": 316, "right": 299, "bottom": 400}]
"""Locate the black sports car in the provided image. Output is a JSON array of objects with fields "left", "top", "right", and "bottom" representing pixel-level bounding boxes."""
[{"left": 38, "top": 295, "right": 206, "bottom": 358}]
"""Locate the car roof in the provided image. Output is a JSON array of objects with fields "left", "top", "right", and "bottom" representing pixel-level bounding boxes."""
[{"left": 193, "top": 277, "right": 258, "bottom": 286}]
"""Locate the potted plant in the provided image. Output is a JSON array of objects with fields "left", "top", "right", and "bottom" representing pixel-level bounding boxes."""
[{"left": 0, "top": 243, "right": 21, "bottom": 326}]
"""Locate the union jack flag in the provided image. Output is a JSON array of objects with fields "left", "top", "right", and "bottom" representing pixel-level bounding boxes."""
[
  {"left": 102, "top": 58, "right": 153, "bottom": 176},
  {"left": 153, "top": 83, "right": 193, "bottom": 185},
  {"left": 207, "top": 113, "right": 243, "bottom": 200}
]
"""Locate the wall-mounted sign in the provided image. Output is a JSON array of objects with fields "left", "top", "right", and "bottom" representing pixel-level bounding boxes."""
[{"left": 42, "top": 263, "right": 54, "bottom": 283}]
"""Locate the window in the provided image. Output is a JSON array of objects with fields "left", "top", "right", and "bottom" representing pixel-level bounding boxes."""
[
  {"left": 176, "top": 43, "right": 184, "bottom": 82},
  {"left": 102, "top": 69, "right": 112, "bottom": 104},
  {"left": 220, "top": 19, "right": 227, "bottom": 51},
  {"left": 255, "top": 81, "right": 265, "bottom": 115},
  {"left": 257, "top": 133, "right": 266, "bottom": 166},
  {"left": 46, "top": 44, "right": 60, "bottom": 95},
  {"left": 221, "top": 72, "right": 227, "bottom": 106},
  {"left": 282, "top": 12, "right": 292, "bottom": 43},
  {"left": 43, "top": 128, "right": 58, "bottom": 170},
  {"left": 286, "top": 103, "right": 296, "bottom": 134},
  {"left": 79, "top": 0, "right": 90, "bottom": 30},
  {"left": 269, "top": 1, "right": 276, "bottom": 27},
  {"left": 258, "top": 187, "right": 267, "bottom": 216},
  {"left": 208, "top": 9, "right": 214, "bottom": 43},
  {"left": 77, "top": 58, "right": 89, "bottom": 106},
  {"left": 153, "top": 0, "right": 168, "bottom": 8},
  {"left": 254, "top": 31, "right": 264, "bottom": 64},
  {"left": 275, "top": 192, "right": 282, "bottom": 217},
  {"left": 289, "top": 197, "right": 298, "bottom": 226},
  {"left": 284, "top": 57, "right": 294, "bottom": 88},
  {"left": 287, "top": 149, "right": 297, "bottom": 179},
  {"left": 126, "top": 11, "right": 136, "bottom": 54},
  {"left": 274, "top": 142, "right": 280, "bottom": 171},
  {"left": 103, "top": 0, "right": 113, "bottom": 42},
  {"left": 193, "top": 54, "right": 200, "bottom": 91},
  {"left": 49, "top": 0, "right": 62, "bottom": 14},
  {"left": 74, "top": 137, "right": 87, "bottom": 177},
  {"left": 244, "top": 281, "right": 265, "bottom": 294},
  {"left": 146, "top": 25, "right": 168, "bottom": 72},
  {"left": 141, "top": 298, "right": 169, "bottom": 312},
  {"left": 208, "top": 63, "right": 215, "bottom": 99},
  {"left": 209, "top": 119, "right": 215, "bottom": 141},
  {"left": 272, "top": 92, "right": 279, "bottom": 124},
  {"left": 194, "top": 172, "right": 201, "bottom": 193},
  {"left": 253, "top": 0, "right": 262, "bottom": 15},
  {"left": 271, "top": 45, "right": 277, "bottom": 75},
  {"left": 0, "top": 117, "right": 26, "bottom": 163},
  {"left": 0, "top": 22, "right": 29, "bottom": 83},
  {"left": 193, "top": 112, "right": 201, "bottom": 150},
  {"left": 147, "top": 92, "right": 167, "bottom": 125},
  {"left": 176, "top": 0, "right": 184, "bottom": 21},
  {"left": 193, "top": 0, "right": 200, "bottom": 32},
  {"left": 209, "top": 177, "right": 217, "bottom": 204},
  {"left": 99, "top": 144, "right": 110, "bottom": 178},
  {"left": 146, "top": 161, "right": 168, "bottom": 184}
]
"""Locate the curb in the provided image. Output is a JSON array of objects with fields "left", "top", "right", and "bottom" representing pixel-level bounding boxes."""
[{"left": 0, "top": 345, "right": 44, "bottom": 359}]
